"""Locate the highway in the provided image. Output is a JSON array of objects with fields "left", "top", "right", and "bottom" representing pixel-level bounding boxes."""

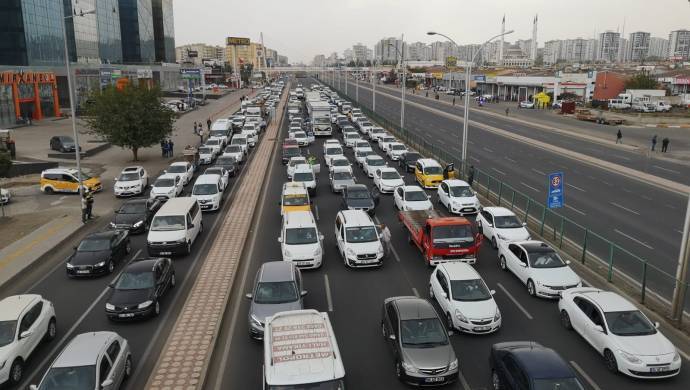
[
  {"left": 326, "top": 76, "right": 689, "bottom": 307},
  {"left": 208, "top": 78, "right": 689, "bottom": 389}
]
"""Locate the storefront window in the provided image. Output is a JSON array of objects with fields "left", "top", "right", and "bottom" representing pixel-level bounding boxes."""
[
  {"left": 0, "top": 85, "right": 16, "bottom": 127},
  {"left": 18, "top": 83, "right": 34, "bottom": 100},
  {"left": 40, "top": 84, "right": 55, "bottom": 117}
]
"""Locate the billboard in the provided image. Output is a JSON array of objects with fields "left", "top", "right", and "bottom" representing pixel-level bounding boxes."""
[
  {"left": 445, "top": 56, "right": 457, "bottom": 67},
  {"left": 187, "top": 50, "right": 198, "bottom": 58},
  {"left": 226, "top": 37, "right": 250, "bottom": 46}
]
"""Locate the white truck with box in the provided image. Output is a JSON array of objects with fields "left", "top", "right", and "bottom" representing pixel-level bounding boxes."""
[{"left": 307, "top": 100, "right": 333, "bottom": 136}]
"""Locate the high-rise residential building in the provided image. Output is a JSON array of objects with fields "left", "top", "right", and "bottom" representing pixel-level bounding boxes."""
[
  {"left": 598, "top": 31, "right": 620, "bottom": 62},
  {"left": 352, "top": 43, "right": 369, "bottom": 64},
  {"left": 118, "top": 0, "right": 155, "bottom": 63},
  {"left": 343, "top": 48, "right": 353, "bottom": 62},
  {"left": 543, "top": 40, "right": 561, "bottom": 66},
  {"left": 277, "top": 55, "right": 288, "bottom": 66},
  {"left": 649, "top": 37, "right": 669, "bottom": 59},
  {"left": 312, "top": 54, "right": 325, "bottom": 67},
  {"left": 175, "top": 44, "right": 224, "bottom": 65},
  {"left": 152, "top": 0, "right": 175, "bottom": 63},
  {"left": 374, "top": 37, "right": 404, "bottom": 63},
  {"left": 618, "top": 37, "right": 629, "bottom": 62},
  {"left": 407, "top": 42, "right": 428, "bottom": 61},
  {"left": 669, "top": 30, "right": 690, "bottom": 60},
  {"left": 628, "top": 32, "right": 650, "bottom": 62},
  {"left": 265, "top": 48, "right": 277, "bottom": 67}
]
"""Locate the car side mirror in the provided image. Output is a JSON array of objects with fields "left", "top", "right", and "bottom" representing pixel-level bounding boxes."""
[
  {"left": 519, "top": 262, "right": 527, "bottom": 268},
  {"left": 319, "top": 234, "right": 324, "bottom": 240},
  {"left": 522, "top": 222, "right": 527, "bottom": 227},
  {"left": 448, "top": 330, "right": 455, "bottom": 336},
  {"left": 188, "top": 223, "right": 195, "bottom": 229},
  {"left": 566, "top": 260, "right": 571, "bottom": 265},
  {"left": 593, "top": 325, "right": 605, "bottom": 333},
  {"left": 490, "top": 289, "right": 496, "bottom": 295},
  {"left": 654, "top": 321, "right": 660, "bottom": 329},
  {"left": 245, "top": 293, "right": 253, "bottom": 299},
  {"left": 101, "top": 378, "right": 113, "bottom": 388},
  {"left": 163, "top": 170, "right": 167, "bottom": 174},
  {"left": 388, "top": 334, "right": 396, "bottom": 340},
  {"left": 277, "top": 237, "right": 283, "bottom": 243},
  {"left": 441, "top": 292, "right": 448, "bottom": 299},
  {"left": 487, "top": 222, "right": 493, "bottom": 227},
  {"left": 300, "top": 290, "right": 308, "bottom": 297},
  {"left": 29, "top": 386, "right": 38, "bottom": 390},
  {"left": 114, "top": 177, "right": 118, "bottom": 182},
  {"left": 20, "top": 330, "right": 33, "bottom": 339}
]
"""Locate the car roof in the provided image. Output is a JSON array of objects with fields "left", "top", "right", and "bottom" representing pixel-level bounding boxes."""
[
  {"left": 579, "top": 289, "right": 638, "bottom": 312},
  {"left": 339, "top": 209, "right": 374, "bottom": 226},
  {"left": 43, "top": 168, "right": 78, "bottom": 175},
  {"left": 366, "top": 155, "right": 384, "bottom": 160},
  {"left": 418, "top": 158, "right": 441, "bottom": 167},
  {"left": 518, "top": 241, "right": 555, "bottom": 253},
  {"left": 379, "top": 167, "right": 398, "bottom": 172},
  {"left": 169, "top": 161, "right": 188, "bottom": 167},
  {"left": 84, "top": 230, "right": 118, "bottom": 240},
  {"left": 483, "top": 206, "right": 515, "bottom": 216},
  {"left": 122, "top": 166, "right": 143, "bottom": 172},
  {"left": 402, "top": 185, "right": 424, "bottom": 192},
  {"left": 283, "top": 210, "right": 316, "bottom": 228},
  {"left": 124, "top": 257, "right": 160, "bottom": 273},
  {"left": 508, "top": 343, "right": 575, "bottom": 379},
  {"left": 331, "top": 167, "right": 352, "bottom": 174},
  {"left": 443, "top": 179, "right": 469, "bottom": 187},
  {"left": 259, "top": 261, "right": 295, "bottom": 283},
  {"left": 194, "top": 174, "right": 221, "bottom": 184},
  {"left": 438, "top": 263, "right": 481, "bottom": 280},
  {"left": 121, "top": 198, "right": 149, "bottom": 206},
  {"left": 52, "top": 331, "right": 117, "bottom": 368},
  {"left": 156, "top": 197, "right": 197, "bottom": 216},
  {"left": 0, "top": 294, "right": 42, "bottom": 321},
  {"left": 392, "top": 297, "right": 438, "bottom": 320},
  {"left": 156, "top": 173, "right": 179, "bottom": 181},
  {"left": 293, "top": 164, "right": 312, "bottom": 172},
  {"left": 282, "top": 182, "right": 308, "bottom": 195}
]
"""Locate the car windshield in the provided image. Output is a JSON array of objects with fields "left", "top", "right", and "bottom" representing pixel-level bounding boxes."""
[
  {"left": 37, "top": 365, "right": 96, "bottom": 390},
  {"left": 533, "top": 378, "right": 584, "bottom": 390},
  {"left": 210, "top": 131, "right": 226, "bottom": 138},
  {"left": 451, "top": 279, "right": 491, "bottom": 301},
  {"left": 405, "top": 190, "right": 428, "bottom": 201},
  {"left": 346, "top": 134, "right": 358, "bottom": 139},
  {"left": 284, "top": 148, "right": 301, "bottom": 157},
  {"left": 77, "top": 238, "right": 110, "bottom": 252},
  {"left": 289, "top": 159, "right": 307, "bottom": 167},
  {"left": 225, "top": 146, "right": 241, "bottom": 153},
  {"left": 424, "top": 166, "right": 443, "bottom": 175},
  {"left": 314, "top": 118, "right": 329, "bottom": 124},
  {"left": 528, "top": 250, "right": 566, "bottom": 268},
  {"left": 494, "top": 215, "right": 523, "bottom": 228},
  {"left": 254, "top": 281, "right": 299, "bottom": 304},
  {"left": 119, "top": 202, "right": 146, "bottom": 214},
  {"left": 168, "top": 165, "right": 187, "bottom": 173},
  {"left": 604, "top": 310, "right": 657, "bottom": 336},
  {"left": 392, "top": 145, "right": 406, "bottom": 151},
  {"left": 433, "top": 225, "right": 473, "bottom": 243},
  {"left": 150, "top": 215, "right": 185, "bottom": 231},
  {"left": 326, "top": 147, "right": 342, "bottom": 155},
  {"left": 293, "top": 172, "right": 314, "bottom": 182},
  {"left": 118, "top": 172, "right": 139, "bottom": 181},
  {"left": 345, "top": 226, "right": 378, "bottom": 243},
  {"left": 333, "top": 172, "right": 353, "bottom": 180},
  {"left": 193, "top": 184, "right": 218, "bottom": 195},
  {"left": 381, "top": 171, "right": 401, "bottom": 180},
  {"left": 356, "top": 150, "right": 372, "bottom": 157},
  {"left": 232, "top": 138, "right": 247, "bottom": 145},
  {"left": 283, "top": 194, "right": 309, "bottom": 206},
  {"left": 217, "top": 157, "right": 235, "bottom": 166},
  {"left": 198, "top": 147, "right": 213, "bottom": 154},
  {"left": 400, "top": 318, "right": 448, "bottom": 347},
  {"left": 154, "top": 178, "right": 175, "bottom": 187},
  {"left": 205, "top": 168, "right": 223, "bottom": 176},
  {"left": 0, "top": 320, "right": 17, "bottom": 347},
  {"left": 332, "top": 159, "right": 348, "bottom": 166},
  {"left": 285, "top": 227, "right": 318, "bottom": 245},
  {"left": 114, "top": 270, "right": 155, "bottom": 290},
  {"left": 449, "top": 186, "right": 473, "bottom": 197},
  {"left": 368, "top": 158, "right": 385, "bottom": 166},
  {"left": 347, "top": 189, "right": 370, "bottom": 199}
]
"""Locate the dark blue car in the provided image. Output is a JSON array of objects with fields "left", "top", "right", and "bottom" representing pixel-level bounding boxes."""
[{"left": 489, "top": 342, "right": 584, "bottom": 390}]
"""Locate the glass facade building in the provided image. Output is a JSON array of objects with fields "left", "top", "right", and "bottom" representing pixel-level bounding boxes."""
[
  {"left": 0, "top": 0, "right": 66, "bottom": 66},
  {"left": 63, "top": 0, "right": 100, "bottom": 63},
  {"left": 96, "top": 0, "right": 122, "bottom": 64},
  {"left": 119, "top": 0, "right": 155, "bottom": 64},
  {"left": 152, "top": 0, "right": 175, "bottom": 63}
]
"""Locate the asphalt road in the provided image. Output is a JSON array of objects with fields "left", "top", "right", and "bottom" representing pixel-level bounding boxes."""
[
  {"left": 326, "top": 76, "right": 689, "bottom": 306},
  {"left": 0, "top": 122, "right": 267, "bottom": 390},
  {"left": 209, "top": 80, "right": 689, "bottom": 390}
]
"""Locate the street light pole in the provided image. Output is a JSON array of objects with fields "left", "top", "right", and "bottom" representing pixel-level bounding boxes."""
[
  {"left": 387, "top": 37, "right": 406, "bottom": 130},
  {"left": 372, "top": 60, "right": 376, "bottom": 112},
  {"left": 356, "top": 71, "right": 359, "bottom": 102}
]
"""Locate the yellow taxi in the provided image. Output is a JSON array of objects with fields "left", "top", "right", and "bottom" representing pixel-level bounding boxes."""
[
  {"left": 414, "top": 158, "right": 446, "bottom": 189},
  {"left": 280, "top": 182, "right": 311, "bottom": 215},
  {"left": 40, "top": 168, "right": 102, "bottom": 194}
]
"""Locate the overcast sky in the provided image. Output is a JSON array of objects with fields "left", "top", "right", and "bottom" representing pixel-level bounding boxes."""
[{"left": 173, "top": 0, "right": 690, "bottom": 63}]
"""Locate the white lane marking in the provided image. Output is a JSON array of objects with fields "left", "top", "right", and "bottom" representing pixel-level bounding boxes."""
[
  {"left": 570, "top": 361, "right": 602, "bottom": 390},
  {"left": 609, "top": 202, "right": 641, "bottom": 215},
  {"left": 531, "top": 168, "right": 546, "bottom": 175},
  {"left": 483, "top": 146, "right": 495, "bottom": 153},
  {"left": 324, "top": 274, "right": 334, "bottom": 312},
  {"left": 677, "top": 229, "right": 684, "bottom": 235},
  {"left": 641, "top": 195, "right": 653, "bottom": 200},
  {"left": 496, "top": 283, "right": 533, "bottom": 320},
  {"left": 412, "top": 287, "right": 420, "bottom": 297},
  {"left": 566, "top": 183, "right": 586, "bottom": 192},
  {"left": 613, "top": 154, "right": 632, "bottom": 161},
  {"left": 521, "top": 182, "right": 540, "bottom": 192},
  {"left": 614, "top": 229, "right": 654, "bottom": 250},
  {"left": 653, "top": 165, "right": 681, "bottom": 174},
  {"left": 621, "top": 188, "right": 632, "bottom": 193},
  {"left": 565, "top": 204, "right": 587, "bottom": 216},
  {"left": 600, "top": 180, "right": 613, "bottom": 186},
  {"left": 458, "top": 370, "right": 472, "bottom": 390},
  {"left": 49, "top": 200, "right": 62, "bottom": 206},
  {"left": 469, "top": 156, "right": 481, "bottom": 163},
  {"left": 665, "top": 204, "right": 677, "bottom": 210},
  {"left": 587, "top": 175, "right": 596, "bottom": 180},
  {"left": 492, "top": 167, "right": 506, "bottom": 175},
  {"left": 314, "top": 202, "right": 320, "bottom": 220},
  {"left": 504, "top": 156, "right": 517, "bottom": 163},
  {"left": 467, "top": 140, "right": 475, "bottom": 145}
]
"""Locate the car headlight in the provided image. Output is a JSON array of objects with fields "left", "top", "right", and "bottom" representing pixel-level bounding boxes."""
[
  {"left": 673, "top": 351, "right": 681, "bottom": 362},
  {"left": 175, "top": 238, "right": 186, "bottom": 244},
  {"left": 105, "top": 303, "right": 115, "bottom": 311},
  {"left": 449, "top": 359, "right": 458, "bottom": 371},
  {"left": 283, "top": 249, "right": 292, "bottom": 259},
  {"left": 455, "top": 309, "right": 468, "bottom": 323},
  {"left": 346, "top": 248, "right": 355, "bottom": 257},
  {"left": 66, "top": 262, "right": 74, "bottom": 269},
  {"left": 618, "top": 350, "right": 643, "bottom": 364},
  {"left": 138, "top": 300, "right": 153, "bottom": 309},
  {"left": 377, "top": 244, "right": 384, "bottom": 254},
  {"left": 133, "top": 220, "right": 144, "bottom": 228},
  {"left": 168, "top": 188, "right": 175, "bottom": 194},
  {"left": 95, "top": 261, "right": 106, "bottom": 268},
  {"left": 497, "top": 234, "right": 507, "bottom": 240},
  {"left": 494, "top": 309, "right": 501, "bottom": 322},
  {"left": 0, "top": 360, "right": 7, "bottom": 369},
  {"left": 109, "top": 222, "right": 117, "bottom": 228},
  {"left": 401, "top": 361, "right": 418, "bottom": 374},
  {"left": 314, "top": 246, "right": 322, "bottom": 257},
  {"left": 250, "top": 314, "right": 263, "bottom": 328}
]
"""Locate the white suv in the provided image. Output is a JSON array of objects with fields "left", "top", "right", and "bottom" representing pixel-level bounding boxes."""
[
  {"left": 191, "top": 174, "right": 224, "bottom": 211},
  {"left": 114, "top": 166, "right": 148, "bottom": 197},
  {"left": 373, "top": 167, "right": 404, "bottom": 193},
  {"left": 292, "top": 164, "right": 317, "bottom": 196},
  {"left": 0, "top": 295, "right": 56, "bottom": 385},
  {"left": 165, "top": 161, "right": 194, "bottom": 186},
  {"left": 437, "top": 179, "right": 480, "bottom": 216},
  {"left": 279, "top": 211, "right": 324, "bottom": 269},
  {"left": 334, "top": 210, "right": 384, "bottom": 268}
]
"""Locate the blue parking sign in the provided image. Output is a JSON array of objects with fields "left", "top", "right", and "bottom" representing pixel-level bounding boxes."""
[{"left": 547, "top": 172, "right": 564, "bottom": 209}]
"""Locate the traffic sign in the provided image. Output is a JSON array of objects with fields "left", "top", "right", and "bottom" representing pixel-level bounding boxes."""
[{"left": 547, "top": 172, "right": 564, "bottom": 209}]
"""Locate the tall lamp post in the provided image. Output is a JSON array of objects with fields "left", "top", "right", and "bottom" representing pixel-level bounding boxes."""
[
  {"left": 387, "top": 39, "right": 406, "bottom": 130},
  {"left": 427, "top": 30, "right": 513, "bottom": 173},
  {"left": 371, "top": 59, "right": 377, "bottom": 112}
]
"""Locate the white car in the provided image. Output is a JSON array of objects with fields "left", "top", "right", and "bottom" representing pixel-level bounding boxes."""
[
  {"left": 393, "top": 185, "right": 433, "bottom": 211},
  {"left": 287, "top": 156, "right": 308, "bottom": 179},
  {"left": 353, "top": 140, "right": 370, "bottom": 153},
  {"left": 386, "top": 142, "right": 408, "bottom": 160},
  {"left": 359, "top": 122, "right": 374, "bottom": 135},
  {"left": 429, "top": 263, "right": 501, "bottom": 334},
  {"left": 497, "top": 240, "right": 582, "bottom": 298},
  {"left": 149, "top": 174, "right": 183, "bottom": 201},
  {"left": 203, "top": 167, "right": 229, "bottom": 191},
  {"left": 368, "top": 127, "right": 386, "bottom": 142},
  {"left": 323, "top": 144, "right": 344, "bottom": 166},
  {"left": 198, "top": 146, "right": 216, "bottom": 165},
  {"left": 354, "top": 147, "right": 374, "bottom": 167},
  {"left": 0, "top": 295, "right": 56, "bottom": 385},
  {"left": 222, "top": 145, "right": 244, "bottom": 164},
  {"left": 477, "top": 206, "right": 530, "bottom": 248},
  {"left": 328, "top": 156, "right": 353, "bottom": 174},
  {"left": 373, "top": 167, "right": 404, "bottom": 193},
  {"left": 292, "top": 164, "right": 317, "bottom": 195},
  {"left": 114, "top": 166, "right": 148, "bottom": 197},
  {"left": 378, "top": 136, "right": 397, "bottom": 152},
  {"left": 343, "top": 132, "right": 361, "bottom": 148},
  {"left": 191, "top": 174, "right": 224, "bottom": 211},
  {"left": 519, "top": 100, "right": 535, "bottom": 109},
  {"left": 558, "top": 287, "right": 681, "bottom": 378},
  {"left": 437, "top": 179, "right": 480, "bottom": 216},
  {"left": 322, "top": 139, "right": 341, "bottom": 153},
  {"left": 205, "top": 138, "right": 223, "bottom": 156},
  {"left": 292, "top": 131, "right": 309, "bottom": 146},
  {"left": 279, "top": 210, "right": 324, "bottom": 269},
  {"left": 165, "top": 161, "right": 194, "bottom": 186},
  {"left": 363, "top": 155, "right": 387, "bottom": 178}
]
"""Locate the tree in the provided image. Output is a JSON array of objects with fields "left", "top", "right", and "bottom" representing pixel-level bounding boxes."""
[
  {"left": 240, "top": 63, "right": 254, "bottom": 84},
  {"left": 348, "top": 60, "right": 356, "bottom": 67},
  {"left": 83, "top": 85, "right": 175, "bottom": 161},
  {"left": 0, "top": 152, "right": 11, "bottom": 177},
  {"left": 365, "top": 60, "right": 372, "bottom": 67},
  {"left": 625, "top": 71, "right": 659, "bottom": 90}
]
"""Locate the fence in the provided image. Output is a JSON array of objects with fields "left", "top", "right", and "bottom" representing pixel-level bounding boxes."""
[{"left": 322, "top": 77, "right": 690, "bottom": 326}]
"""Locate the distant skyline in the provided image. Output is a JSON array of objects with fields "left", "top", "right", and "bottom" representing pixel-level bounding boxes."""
[{"left": 173, "top": 0, "right": 690, "bottom": 63}]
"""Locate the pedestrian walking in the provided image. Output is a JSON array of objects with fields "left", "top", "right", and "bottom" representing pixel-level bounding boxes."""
[
  {"left": 425, "top": 91, "right": 429, "bottom": 98},
  {"left": 198, "top": 128, "right": 205, "bottom": 145},
  {"left": 452, "top": 97, "right": 456, "bottom": 106},
  {"left": 160, "top": 140, "right": 166, "bottom": 157},
  {"left": 467, "top": 165, "right": 475, "bottom": 187},
  {"left": 193, "top": 121, "right": 198, "bottom": 135},
  {"left": 207, "top": 118, "right": 212, "bottom": 131},
  {"left": 380, "top": 224, "right": 392, "bottom": 257},
  {"left": 505, "top": 107, "right": 510, "bottom": 116},
  {"left": 167, "top": 139, "right": 174, "bottom": 157},
  {"left": 85, "top": 190, "right": 94, "bottom": 220},
  {"left": 616, "top": 129, "right": 623, "bottom": 144},
  {"left": 81, "top": 191, "right": 88, "bottom": 223},
  {"left": 651, "top": 135, "right": 658, "bottom": 151},
  {"left": 662, "top": 137, "right": 670, "bottom": 153}
]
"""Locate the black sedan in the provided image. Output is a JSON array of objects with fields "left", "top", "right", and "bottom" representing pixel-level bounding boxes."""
[
  {"left": 49, "top": 135, "right": 80, "bottom": 153},
  {"left": 110, "top": 198, "right": 162, "bottom": 233},
  {"left": 341, "top": 184, "right": 379, "bottom": 215},
  {"left": 66, "top": 230, "right": 130, "bottom": 277},
  {"left": 105, "top": 257, "right": 175, "bottom": 320},
  {"left": 399, "top": 152, "right": 422, "bottom": 173},
  {"left": 214, "top": 155, "right": 238, "bottom": 176}
]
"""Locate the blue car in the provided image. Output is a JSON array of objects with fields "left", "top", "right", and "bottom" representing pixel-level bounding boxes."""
[{"left": 489, "top": 341, "right": 584, "bottom": 390}]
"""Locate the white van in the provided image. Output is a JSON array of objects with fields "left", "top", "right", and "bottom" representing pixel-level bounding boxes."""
[
  {"left": 279, "top": 211, "right": 324, "bottom": 269},
  {"left": 334, "top": 210, "right": 384, "bottom": 268},
  {"left": 191, "top": 174, "right": 224, "bottom": 211},
  {"left": 264, "top": 310, "right": 345, "bottom": 389},
  {"left": 147, "top": 197, "right": 202, "bottom": 256},
  {"left": 608, "top": 99, "right": 631, "bottom": 110},
  {"left": 230, "top": 134, "right": 249, "bottom": 155}
]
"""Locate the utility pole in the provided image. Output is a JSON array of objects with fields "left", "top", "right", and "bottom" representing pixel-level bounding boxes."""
[
  {"left": 671, "top": 197, "right": 690, "bottom": 322},
  {"left": 372, "top": 59, "right": 376, "bottom": 112}
]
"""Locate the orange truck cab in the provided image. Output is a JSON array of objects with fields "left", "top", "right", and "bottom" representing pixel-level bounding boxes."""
[{"left": 399, "top": 209, "right": 481, "bottom": 266}]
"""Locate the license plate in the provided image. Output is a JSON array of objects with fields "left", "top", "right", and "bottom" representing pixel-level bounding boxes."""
[
  {"left": 474, "top": 326, "right": 491, "bottom": 331},
  {"left": 160, "top": 251, "right": 172, "bottom": 255},
  {"left": 361, "top": 259, "right": 378, "bottom": 264},
  {"left": 77, "top": 270, "right": 90, "bottom": 274},
  {"left": 651, "top": 366, "right": 669, "bottom": 372},
  {"left": 119, "top": 313, "right": 135, "bottom": 318},
  {"left": 201, "top": 205, "right": 210, "bottom": 209},
  {"left": 425, "top": 377, "right": 445, "bottom": 383}
]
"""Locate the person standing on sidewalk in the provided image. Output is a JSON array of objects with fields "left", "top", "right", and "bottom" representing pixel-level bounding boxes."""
[
  {"left": 207, "top": 118, "right": 212, "bottom": 131},
  {"left": 662, "top": 137, "right": 670, "bottom": 153},
  {"left": 81, "top": 192, "right": 89, "bottom": 223},
  {"left": 85, "top": 190, "right": 94, "bottom": 220},
  {"left": 167, "top": 139, "right": 174, "bottom": 157},
  {"left": 160, "top": 139, "right": 166, "bottom": 157},
  {"left": 198, "top": 128, "right": 205, "bottom": 145},
  {"left": 505, "top": 107, "right": 510, "bottom": 116},
  {"left": 616, "top": 129, "right": 623, "bottom": 144},
  {"left": 467, "top": 165, "right": 475, "bottom": 187},
  {"left": 379, "top": 224, "right": 391, "bottom": 257},
  {"left": 651, "top": 134, "right": 658, "bottom": 151},
  {"left": 452, "top": 97, "right": 456, "bottom": 106},
  {"left": 193, "top": 121, "right": 198, "bottom": 135}
]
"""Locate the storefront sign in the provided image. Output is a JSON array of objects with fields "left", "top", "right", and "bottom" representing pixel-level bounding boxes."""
[
  {"left": 137, "top": 68, "right": 153, "bottom": 79},
  {"left": 111, "top": 69, "right": 122, "bottom": 79},
  {"left": 674, "top": 78, "right": 690, "bottom": 85},
  {"left": 180, "top": 69, "right": 201, "bottom": 79},
  {"left": 226, "top": 37, "right": 250, "bottom": 46},
  {"left": 1, "top": 71, "right": 56, "bottom": 85}
]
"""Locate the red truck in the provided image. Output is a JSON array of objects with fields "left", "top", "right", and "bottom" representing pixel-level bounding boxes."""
[{"left": 399, "top": 209, "right": 482, "bottom": 266}]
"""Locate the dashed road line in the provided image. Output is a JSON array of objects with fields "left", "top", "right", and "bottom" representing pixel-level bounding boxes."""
[
  {"left": 665, "top": 204, "right": 677, "bottom": 210},
  {"left": 314, "top": 202, "right": 320, "bottom": 220},
  {"left": 565, "top": 204, "right": 586, "bottom": 216},
  {"left": 641, "top": 195, "right": 653, "bottom": 200},
  {"left": 609, "top": 202, "right": 640, "bottom": 215},
  {"left": 469, "top": 156, "right": 481, "bottom": 163},
  {"left": 570, "top": 361, "right": 601, "bottom": 390},
  {"left": 652, "top": 165, "right": 681, "bottom": 174},
  {"left": 324, "top": 274, "right": 334, "bottom": 312},
  {"left": 613, "top": 154, "right": 632, "bottom": 161},
  {"left": 614, "top": 229, "right": 654, "bottom": 250},
  {"left": 483, "top": 146, "right": 495, "bottom": 153},
  {"left": 531, "top": 168, "right": 546, "bottom": 175},
  {"left": 504, "top": 156, "right": 517, "bottom": 163},
  {"left": 521, "top": 182, "right": 540, "bottom": 192},
  {"left": 492, "top": 167, "right": 506, "bottom": 175},
  {"left": 496, "top": 283, "right": 533, "bottom": 320},
  {"left": 600, "top": 180, "right": 613, "bottom": 186},
  {"left": 412, "top": 287, "right": 420, "bottom": 297},
  {"left": 566, "top": 183, "right": 586, "bottom": 192},
  {"left": 677, "top": 229, "right": 684, "bottom": 235}
]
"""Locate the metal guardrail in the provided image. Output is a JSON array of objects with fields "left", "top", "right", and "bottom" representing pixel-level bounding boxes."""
[{"left": 323, "top": 78, "right": 690, "bottom": 326}]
